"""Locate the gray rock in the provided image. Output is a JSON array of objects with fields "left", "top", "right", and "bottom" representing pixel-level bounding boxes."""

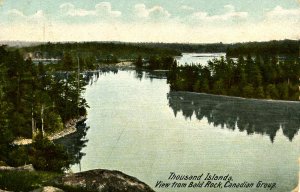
[
  {"left": 31, "top": 186, "right": 64, "bottom": 192},
  {"left": 0, "top": 164, "right": 34, "bottom": 172},
  {"left": 0, "top": 189, "right": 13, "bottom": 192},
  {"left": 60, "top": 169, "right": 155, "bottom": 192}
]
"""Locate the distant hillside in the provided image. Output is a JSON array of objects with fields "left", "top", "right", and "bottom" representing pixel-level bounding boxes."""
[
  {"left": 19, "top": 42, "right": 181, "bottom": 60},
  {"left": 135, "top": 42, "right": 228, "bottom": 53},
  {"left": 2, "top": 40, "right": 299, "bottom": 57},
  {"left": 225, "top": 39, "right": 299, "bottom": 57},
  {"left": 0, "top": 40, "right": 42, "bottom": 47},
  {"left": 138, "top": 40, "right": 299, "bottom": 57}
]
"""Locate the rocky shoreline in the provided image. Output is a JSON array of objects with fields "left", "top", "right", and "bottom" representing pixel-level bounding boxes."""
[
  {"left": 0, "top": 166, "right": 155, "bottom": 192},
  {"left": 0, "top": 164, "right": 35, "bottom": 172},
  {"left": 12, "top": 116, "right": 86, "bottom": 145}
]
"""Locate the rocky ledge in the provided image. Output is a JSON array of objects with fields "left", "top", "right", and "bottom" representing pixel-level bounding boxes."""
[
  {"left": 0, "top": 164, "right": 34, "bottom": 172},
  {"left": 57, "top": 169, "right": 155, "bottom": 192},
  {"left": 12, "top": 116, "right": 86, "bottom": 145}
]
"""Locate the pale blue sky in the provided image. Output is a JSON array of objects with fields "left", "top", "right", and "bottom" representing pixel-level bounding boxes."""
[{"left": 0, "top": 0, "right": 299, "bottom": 42}]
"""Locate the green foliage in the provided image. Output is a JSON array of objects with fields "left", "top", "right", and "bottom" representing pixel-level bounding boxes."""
[
  {"left": 265, "top": 84, "right": 279, "bottom": 99},
  {"left": 0, "top": 170, "right": 61, "bottom": 192},
  {"left": 44, "top": 111, "right": 64, "bottom": 133},
  {"left": 147, "top": 56, "right": 177, "bottom": 70},
  {"left": 20, "top": 42, "right": 181, "bottom": 69},
  {"left": 0, "top": 46, "right": 15, "bottom": 161},
  {"left": 134, "top": 56, "right": 143, "bottom": 68},
  {"left": 193, "top": 80, "right": 201, "bottom": 92},
  {"left": 8, "top": 146, "right": 29, "bottom": 167},
  {"left": 62, "top": 52, "right": 73, "bottom": 71},
  {"left": 256, "top": 86, "right": 265, "bottom": 98},
  {"left": 0, "top": 46, "right": 88, "bottom": 171},
  {"left": 242, "top": 84, "right": 254, "bottom": 98},
  {"left": 226, "top": 39, "right": 299, "bottom": 57},
  {"left": 167, "top": 55, "right": 300, "bottom": 101},
  {"left": 29, "top": 134, "right": 71, "bottom": 172},
  {"left": 0, "top": 170, "right": 100, "bottom": 192}
]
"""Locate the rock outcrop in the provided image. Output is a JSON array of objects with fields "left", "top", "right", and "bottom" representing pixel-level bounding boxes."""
[
  {"left": 0, "top": 164, "right": 34, "bottom": 172},
  {"left": 0, "top": 189, "right": 13, "bottom": 192},
  {"left": 59, "top": 169, "right": 155, "bottom": 192},
  {"left": 31, "top": 186, "right": 64, "bottom": 192},
  {"left": 12, "top": 116, "right": 86, "bottom": 145}
]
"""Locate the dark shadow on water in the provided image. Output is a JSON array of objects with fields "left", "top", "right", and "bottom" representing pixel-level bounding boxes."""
[
  {"left": 167, "top": 91, "right": 300, "bottom": 143},
  {"left": 55, "top": 120, "right": 89, "bottom": 169},
  {"left": 134, "top": 69, "right": 168, "bottom": 81}
]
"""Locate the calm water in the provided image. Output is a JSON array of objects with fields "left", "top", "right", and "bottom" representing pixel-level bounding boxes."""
[
  {"left": 175, "top": 53, "right": 226, "bottom": 66},
  {"left": 69, "top": 69, "right": 300, "bottom": 192}
]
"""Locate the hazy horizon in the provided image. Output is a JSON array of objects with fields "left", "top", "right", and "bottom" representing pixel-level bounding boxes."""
[{"left": 1, "top": 38, "right": 299, "bottom": 45}]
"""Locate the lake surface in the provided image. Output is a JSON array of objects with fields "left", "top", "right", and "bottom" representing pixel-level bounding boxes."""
[
  {"left": 69, "top": 68, "right": 300, "bottom": 192},
  {"left": 175, "top": 53, "right": 226, "bottom": 66}
]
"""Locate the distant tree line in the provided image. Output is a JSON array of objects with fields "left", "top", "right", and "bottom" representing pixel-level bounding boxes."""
[
  {"left": 14, "top": 40, "right": 299, "bottom": 68},
  {"left": 135, "top": 40, "right": 299, "bottom": 56},
  {"left": 20, "top": 42, "right": 181, "bottom": 63},
  {"left": 136, "top": 42, "right": 227, "bottom": 53},
  {"left": 226, "top": 40, "right": 299, "bottom": 57},
  {"left": 5, "top": 40, "right": 299, "bottom": 60},
  {"left": 167, "top": 55, "right": 300, "bottom": 101}
]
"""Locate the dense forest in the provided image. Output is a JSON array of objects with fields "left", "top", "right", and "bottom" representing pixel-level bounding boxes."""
[
  {"left": 3, "top": 39, "right": 298, "bottom": 60},
  {"left": 226, "top": 39, "right": 299, "bottom": 57},
  {"left": 0, "top": 45, "right": 88, "bottom": 172},
  {"left": 19, "top": 42, "right": 181, "bottom": 64},
  {"left": 136, "top": 42, "right": 228, "bottom": 53},
  {"left": 134, "top": 55, "right": 177, "bottom": 70},
  {"left": 167, "top": 55, "right": 300, "bottom": 101},
  {"left": 138, "top": 40, "right": 299, "bottom": 57}
]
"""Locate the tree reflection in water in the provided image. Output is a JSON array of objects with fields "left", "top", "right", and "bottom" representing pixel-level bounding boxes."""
[
  {"left": 168, "top": 91, "right": 300, "bottom": 142},
  {"left": 55, "top": 119, "right": 89, "bottom": 170}
]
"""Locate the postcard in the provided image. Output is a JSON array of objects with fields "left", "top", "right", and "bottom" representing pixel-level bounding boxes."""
[{"left": 0, "top": 0, "right": 299, "bottom": 192}]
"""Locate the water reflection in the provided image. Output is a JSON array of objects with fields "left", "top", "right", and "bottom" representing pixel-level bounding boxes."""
[
  {"left": 134, "top": 69, "right": 168, "bottom": 81},
  {"left": 167, "top": 91, "right": 300, "bottom": 142},
  {"left": 175, "top": 53, "right": 226, "bottom": 66},
  {"left": 83, "top": 67, "right": 118, "bottom": 85},
  {"left": 55, "top": 120, "right": 89, "bottom": 170}
]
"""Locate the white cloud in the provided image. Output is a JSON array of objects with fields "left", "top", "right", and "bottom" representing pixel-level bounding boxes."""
[
  {"left": 192, "top": 4, "right": 248, "bottom": 22},
  {"left": 224, "top": 4, "right": 235, "bottom": 12},
  {"left": 59, "top": 3, "right": 74, "bottom": 10},
  {"left": 59, "top": 3, "right": 95, "bottom": 16},
  {"left": 265, "top": 5, "right": 300, "bottom": 23},
  {"left": 59, "top": 2, "right": 121, "bottom": 17},
  {"left": 95, "top": 2, "right": 121, "bottom": 17},
  {"left": 0, "top": 3, "right": 299, "bottom": 43},
  {"left": 1, "top": 17, "right": 299, "bottom": 43},
  {"left": 181, "top": 5, "right": 194, "bottom": 11},
  {"left": 7, "top": 9, "right": 46, "bottom": 21},
  {"left": 134, "top": 4, "right": 148, "bottom": 18},
  {"left": 7, "top": 9, "right": 25, "bottom": 17},
  {"left": 134, "top": 4, "right": 170, "bottom": 20},
  {"left": 2, "top": 10, "right": 48, "bottom": 41}
]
